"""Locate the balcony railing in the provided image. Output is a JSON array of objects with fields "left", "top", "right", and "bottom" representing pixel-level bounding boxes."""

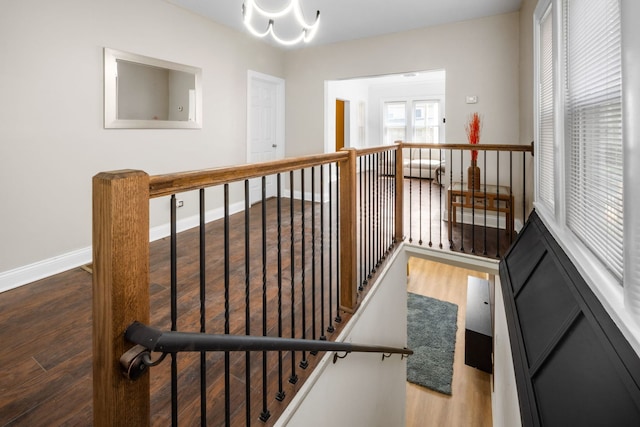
[{"left": 92, "top": 141, "right": 533, "bottom": 425}]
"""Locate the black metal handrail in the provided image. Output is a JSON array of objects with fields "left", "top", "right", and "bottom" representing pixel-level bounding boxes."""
[{"left": 121, "top": 321, "right": 412, "bottom": 380}]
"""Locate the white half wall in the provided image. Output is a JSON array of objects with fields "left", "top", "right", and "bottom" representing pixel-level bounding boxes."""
[
  {"left": 492, "top": 275, "right": 522, "bottom": 427},
  {"left": 276, "top": 248, "right": 409, "bottom": 427}
]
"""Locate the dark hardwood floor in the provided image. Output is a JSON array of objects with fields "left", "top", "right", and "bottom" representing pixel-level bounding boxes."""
[
  {"left": 0, "top": 177, "right": 511, "bottom": 426},
  {"left": 1, "top": 196, "right": 353, "bottom": 427}
]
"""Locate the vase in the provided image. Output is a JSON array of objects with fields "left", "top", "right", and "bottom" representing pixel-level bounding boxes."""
[{"left": 468, "top": 160, "right": 481, "bottom": 190}]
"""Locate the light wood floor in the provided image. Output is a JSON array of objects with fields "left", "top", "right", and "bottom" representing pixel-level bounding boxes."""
[{"left": 405, "top": 257, "right": 493, "bottom": 427}]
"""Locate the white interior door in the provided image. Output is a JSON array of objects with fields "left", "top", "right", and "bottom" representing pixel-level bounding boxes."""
[{"left": 248, "top": 71, "right": 285, "bottom": 204}]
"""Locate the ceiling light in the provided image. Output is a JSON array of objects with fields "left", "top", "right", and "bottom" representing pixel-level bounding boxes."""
[{"left": 242, "top": 0, "right": 320, "bottom": 46}]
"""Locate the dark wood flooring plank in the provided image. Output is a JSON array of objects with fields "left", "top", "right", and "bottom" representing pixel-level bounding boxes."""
[{"left": 0, "top": 177, "right": 504, "bottom": 426}]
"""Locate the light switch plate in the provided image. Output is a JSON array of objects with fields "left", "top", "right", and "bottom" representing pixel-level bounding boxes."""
[{"left": 466, "top": 95, "right": 478, "bottom": 104}]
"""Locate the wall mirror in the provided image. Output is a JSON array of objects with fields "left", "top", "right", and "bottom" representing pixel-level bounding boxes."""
[{"left": 104, "top": 48, "right": 202, "bottom": 129}]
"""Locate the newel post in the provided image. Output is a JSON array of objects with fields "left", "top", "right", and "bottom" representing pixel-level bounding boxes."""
[
  {"left": 339, "top": 148, "right": 358, "bottom": 312},
  {"left": 93, "top": 170, "right": 150, "bottom": 426},
  {"left": 394, "top": 141, "right": 404, "bottom": 243}
]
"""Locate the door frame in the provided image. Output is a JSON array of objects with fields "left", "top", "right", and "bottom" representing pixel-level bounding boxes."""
[
  {"left": 247, "top": 70, "right": 285, "bottom": 203},
  {"left": 246, "top": 70, "right": 285, "bottom": 164}
]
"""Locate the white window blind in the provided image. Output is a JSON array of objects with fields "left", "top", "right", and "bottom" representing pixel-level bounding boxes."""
[
  {"left": 538, "top": 6, "right": 555, "bottom": 210},
  {"left": 564, "top": 0, "right": 623, "bottom": 281},
  {"left": 383, "top": 101, "right": 406, "bottom": 144}
]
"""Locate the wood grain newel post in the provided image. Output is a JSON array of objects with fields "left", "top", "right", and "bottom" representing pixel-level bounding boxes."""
[
  {"left": 394, "top": 141, "right": 404, "bottom": 243},
  {"left": 339, "top": 148, "right": 358, "bottom": 312},
  {"left": 93, "top": 170, "right": 150, "bottom": 426}
]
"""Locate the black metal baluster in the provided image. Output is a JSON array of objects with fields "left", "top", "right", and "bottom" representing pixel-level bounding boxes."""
[
  {"left": 335, "top": 164, "right": 341, "bottom": 325},
  {"left": 366, "top": 155, "right": 372, "bottom": 281},
  {"left": 418, "top": 149, "right": 423, "bottom": 246},
  {"left": 260, "top": 177, "right": 271, "bottom": 422},
  {"left": 388, "top": 151, "right": 392, "bottom": 253},
  {"left": 300, "top": 170, "right": 308, "bottom": 370},
  {"left": 496, "top": 152, "right": 501, "bottom": 258},
  {"left": 199, "top": 189, "right": 206, "bottom": 426},
  {"left": 459, "top": 151, "right": 465, "bottom": 252},
  {"left": 380, "top": 152, "right": 384, "bottom": 259},
  {"left": 371, "top": 154, "right": 375, "bottom": 273},
  {"left": 439, "top": 150, "right": 443, "bottom": 249},
  {"left": 383, "top": 152, "right": 388, "bottom": 255},
  {"left": 311, "top": 167, "right": 318, "bottom": 353},
  {"left": 289, "top": 171, "right": 298, "bottom": 384},
  {"left": 380, "top": 152, "right": 384, "bottom": 257},
  {"left": 394, "top": 149, "right": 399, "bottom": 246},
  {"left": 409, "top": 148, "right": 413, "bottom": 244},
  {"left": 448, "top": 149, "right": 454, "bottom": 249},
  {"left": 387, "top": 151, "right": 392, "bottom": 253},
  {"left": 471, "top": 150, "right": 476, "bottom": 255},
  {"left": 378, "top": 152, "right": 383, "bottom": 261},
  {"left": 372, "top": 153, "right": 378, "bottom": 267},
  {"left": 509, "top": 152, "right": 514, "bottom": 243},
  {"left": 429, "top": 149, "right": 433, "bottom": 247},
  {"left": 385, "top": 151, "right": 391, "bottom": 254},
  {"left": 327, "top": 163, "right": 335, "bottom": 334},
  {"left": 170, "top": 194, "right": 178, "bottom": 426},
  {"left": 359, "top": 157, "right": 365, "bottom": 291},
  {"left": 483, "top": 153, "right": 488, "bottom": 256},
  {"left": 275, "top": 173, "right": 286, "bottom": 401},
  {"left": 223, "top": 184, "right": 231, "bottom": 427},
  {"left": 320, "top": 165, "right": 327, "bottom": 341},
  {"left": 524, "top": 152, "right": 527, "bottom": 225},
  {"left": 243, "top": 181, "right": 251, "bottom": 427}
]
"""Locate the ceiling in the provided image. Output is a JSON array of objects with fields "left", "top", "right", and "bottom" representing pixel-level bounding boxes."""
[{"left": 167, "top": 0, "right": 523, "bottom": 49}]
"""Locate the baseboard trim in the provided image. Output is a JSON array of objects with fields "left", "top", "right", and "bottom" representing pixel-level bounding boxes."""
[
  {"left": 0, "top": 247, "right": 92, "bottom": 294},
  {"left": 0, "top": 201, "right": 246, "bottom": 294}
]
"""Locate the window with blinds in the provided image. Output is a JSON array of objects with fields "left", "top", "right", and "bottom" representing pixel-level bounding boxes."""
[
  {"left": 564, "top": 0, "right": 623, "bottom": 281},
  {"left": 537, "top": 5, "right": 555, "bottom": 211}
]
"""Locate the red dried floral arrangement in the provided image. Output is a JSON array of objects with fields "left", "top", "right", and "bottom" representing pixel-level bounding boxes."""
[{"left": 465, "top": 112, "right": 481, "bottom": 162}]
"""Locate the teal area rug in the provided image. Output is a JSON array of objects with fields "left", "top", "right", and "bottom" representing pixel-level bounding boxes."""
[{"left": 407, "top": 292, "right": 458, "bottom": 395}]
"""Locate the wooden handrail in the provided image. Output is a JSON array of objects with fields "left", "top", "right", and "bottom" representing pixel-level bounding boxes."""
[
  {"left": 149, "top": 152, "right": 348, "bottom": 198},
  {"left": 399, "top": 141, "right": 534, "bottom": 153},
  {"left": 355, "top": 144, "right": 399, "bottom": 156}
]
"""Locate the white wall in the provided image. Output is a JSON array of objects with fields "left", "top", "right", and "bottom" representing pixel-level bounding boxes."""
[
  {"left": 492, "top": 275, "right": 522, "bottom": 427},
  {"left": 326, "top": 79, "right": 370, "bottom": 150},
  {"left": 284, "top": 12, "right": 521, "bottom": 159},
  {"left": 0, "top": 6, "right": 529, "bottom": 294},
  {"left": 0, "top": 0, "right": 284, "bottom": 287},
  {"left": 519, "top": 0, "right": 535, "bottom": 146},
  {"left": 276, "top": 248, "right": 409, "bottom": 427},
  {"left": 285, "top": 12, "right": 530, "bottom": 222}
]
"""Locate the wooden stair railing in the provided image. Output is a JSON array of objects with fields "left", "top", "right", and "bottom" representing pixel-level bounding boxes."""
[
  {"left": 92, "top": 142, "right": 532, "bottom": 425},
  {"left": 92, "top": 148, "right": 404, "bottom": 425}
]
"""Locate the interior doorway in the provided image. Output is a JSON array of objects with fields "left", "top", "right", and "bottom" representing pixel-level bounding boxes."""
[
  {"left": 247, "top": 70, "right": 285, "bottom": 204},
  {"left": 325, "top": 70, "right": 445, "bottom": 153},
  {"left": 336, "top": 99, "right": 345, "bottom": 151},
  {"left": 335, "top": 99, "right": 350, "bottom": 151}
]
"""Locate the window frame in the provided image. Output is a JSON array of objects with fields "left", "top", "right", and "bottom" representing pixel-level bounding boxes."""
[
  {"left": 533, "top": 0, "right": 640, "bottom": 352},
  {"left": 381, "top": 97, "right": 442, "bottom": 145}
]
